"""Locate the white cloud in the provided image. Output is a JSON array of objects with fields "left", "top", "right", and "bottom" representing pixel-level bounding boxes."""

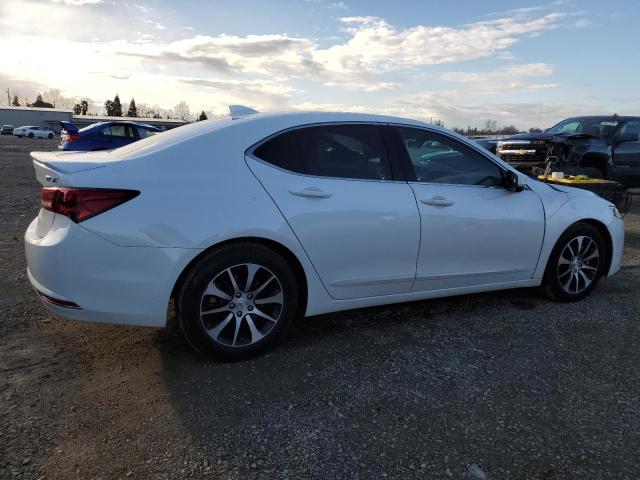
[
  {"left": 50, "top": 0, "right": 102, "bottom": 5},
  {"left": 440, "top": 64, "right": 559, "bottom": 93}
]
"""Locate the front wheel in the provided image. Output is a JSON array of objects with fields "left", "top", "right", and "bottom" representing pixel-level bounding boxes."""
[
  {"left": 48, "top": 133, "right": 54, "bottom": 139},
  {"left": 542, "top": 222, "right": 607, "bottom": 302},
  {"left": 177, "top": 243, "right": 299, "bottom": 360},
  {"left": 28, "top": 132, "right": 34, "bottom": 138}
]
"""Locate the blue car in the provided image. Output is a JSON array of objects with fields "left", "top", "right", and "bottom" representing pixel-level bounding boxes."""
[{"left": 58, "top": 121, "right": 162, "bottom": 151}]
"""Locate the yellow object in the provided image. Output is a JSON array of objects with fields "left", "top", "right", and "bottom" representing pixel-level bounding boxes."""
[{"left": 537, "top": 174, "right": 617, "bottom": 185}]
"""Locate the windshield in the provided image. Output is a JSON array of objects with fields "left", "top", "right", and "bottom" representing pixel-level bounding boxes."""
[{"left": 547, "top": 118, "right": 620, "bottom": 138}]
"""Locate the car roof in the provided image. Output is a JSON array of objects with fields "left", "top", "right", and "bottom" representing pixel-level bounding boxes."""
[
  {"left": 563, "top": 115, "right": 640, "bottom": 122},
  {"left": 113, "top": 111, "right": 468, "bottom": 160},
  {"left": 93, "top": 120, "right": 160, "bottom": 128}
]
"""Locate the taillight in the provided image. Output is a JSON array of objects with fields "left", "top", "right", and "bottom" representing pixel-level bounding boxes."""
[
  {"left": 62, "top": 131, "right": 80, "bottom": 142},
  {"left": 41, "top": 187, "right": 139, "bottom": 223}
]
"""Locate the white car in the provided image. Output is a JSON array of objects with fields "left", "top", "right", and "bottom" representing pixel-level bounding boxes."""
[
  {"left": 13, "top": 125, "right": 55, "bottom": 139},
  {"left": 25, "top": 111, "right": 624, "bottom": 359}
]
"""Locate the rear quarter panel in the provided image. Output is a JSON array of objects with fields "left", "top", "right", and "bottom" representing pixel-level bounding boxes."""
[{"left": 68, "top": 121, "right": 333, "bottom": 315}]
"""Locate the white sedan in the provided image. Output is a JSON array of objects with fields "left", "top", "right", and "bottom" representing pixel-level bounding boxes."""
[
  {"left": 13, "top": 125, "right": 55, "bottom": 139},
  {"left": 24, "top": 110, "right": 624, "bottom": 359}
]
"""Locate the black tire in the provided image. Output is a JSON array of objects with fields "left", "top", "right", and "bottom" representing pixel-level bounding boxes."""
[
  {"left": 28, "top": 132, "right": 34, "bottom": 138},
  {"left": 542, "top": 222, "right": 607, "bottom": 302},
  {"left": 176, "top": 242, "right": 299, "bottom": 360},
  {"left": 48, "top": 133, "right": 54, "bottom": 139},
  {"left": 16, "top": 135, "right": 22, "bottom": 138}
]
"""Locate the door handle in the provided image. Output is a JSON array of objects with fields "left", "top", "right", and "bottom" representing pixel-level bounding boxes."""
[
  {"left": 420, "top": 196, "right": 454, "bottom": 207},
  {"left": 288, "top": 187, "right": 332, "bottom": 199}
]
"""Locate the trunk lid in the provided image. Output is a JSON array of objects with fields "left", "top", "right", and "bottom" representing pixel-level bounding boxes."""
[{"left": 31, "top": 150, "right": 120, "bottom": 186}]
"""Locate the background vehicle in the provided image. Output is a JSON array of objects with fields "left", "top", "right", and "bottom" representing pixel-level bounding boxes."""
[
  {"left": 1, "top": 124, "right": 14, "bottom": 135},
  {"left": 496, "top": 115, "right": 640, "bottom": 187},
  {"left": 59, "top": 120, "right": 162, "bottom": 151},
  {"left": 25, "top": 111, "right": 623, "bottom": 360},
  {"left": 473, "top": 137, "right": 498, "bottom": 154},
  {"left": 13, "top": 125, "right": 54, "bottom": 139}
]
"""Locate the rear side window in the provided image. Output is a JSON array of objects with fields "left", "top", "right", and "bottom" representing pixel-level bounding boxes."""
[
  {"left": 253, "top": 131, "right": 301, "bottom": 172},
  {"left": 253, "top": 125, "right": 391, "bottom": 181},
  {"left": 103, "top": 125, "right": 135, "bottom": 137}
]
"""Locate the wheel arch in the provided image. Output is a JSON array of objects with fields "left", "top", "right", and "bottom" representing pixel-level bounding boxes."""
[
  {"left": 580, "top": 152, "right": 610, "bottom": 177},
  {"left": 581, "top": 218, "right": 613, "bottom": 275},
  {"left": 546, "top": 218, "right": 613, "bottom": 276},
  {"left": 169, "top": 236, "right": 309, "bottom": 320}
]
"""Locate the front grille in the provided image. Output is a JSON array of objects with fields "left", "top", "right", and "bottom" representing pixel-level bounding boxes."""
[{"left": 500, "top": 154, "right": 547, "bottom": 164}]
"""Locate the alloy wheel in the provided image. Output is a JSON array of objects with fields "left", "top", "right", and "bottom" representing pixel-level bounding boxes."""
[
  {"left": 557, "top": 235, "right": 599, "bottom": 294},
  {"left": 199, "top": 263, "right": 284, "bottom": 347}
]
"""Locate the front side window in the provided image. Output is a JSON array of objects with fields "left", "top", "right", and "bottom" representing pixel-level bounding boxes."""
[
  {"left": 254, "top": 124, "right": 392, "bottom": 181},
  {"left": 137, "top": 127, "right": 156, "bottom": 139},
  {"left": 397, "top": 127, "right": 504, "bottom": 187}
]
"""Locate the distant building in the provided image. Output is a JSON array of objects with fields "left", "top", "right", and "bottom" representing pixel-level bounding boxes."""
[
  {"left": 0, "top": 106, "right": 72, "bottom": 132},
  {"left": 0, "top": 106, "right": 187, "bottom": 133}
]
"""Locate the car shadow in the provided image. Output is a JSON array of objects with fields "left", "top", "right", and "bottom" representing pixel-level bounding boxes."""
[{"left": 155, "top": 286, "right": 565, "bottom": 478}]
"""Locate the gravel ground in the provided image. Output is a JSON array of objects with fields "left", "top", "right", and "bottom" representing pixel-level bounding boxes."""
[{"left": 1, "top": 134, "right": 640, "bottom": 480}]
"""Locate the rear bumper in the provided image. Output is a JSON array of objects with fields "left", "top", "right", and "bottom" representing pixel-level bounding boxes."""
[{"left": 25, "top": 215, "right": 201, "bottom": 327}]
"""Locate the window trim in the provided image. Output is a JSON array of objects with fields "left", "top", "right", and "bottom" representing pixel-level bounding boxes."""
[
  {"left": 246, "top": 122, "right": 406, "bottom": 184},
  {"left": 388, "top": 124, "right": 508, "bottom": 189}
]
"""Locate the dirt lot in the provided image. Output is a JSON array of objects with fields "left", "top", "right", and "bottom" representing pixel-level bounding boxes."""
[{"left": 1, "top": 134, "right": 640, "bottom": 480}]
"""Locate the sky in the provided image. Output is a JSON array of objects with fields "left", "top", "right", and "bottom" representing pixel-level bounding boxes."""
[{"left": 0, "top": 0, "right": 639, "bottom": 128}]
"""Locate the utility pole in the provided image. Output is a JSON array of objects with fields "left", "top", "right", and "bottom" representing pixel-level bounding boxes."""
[{"left": 6, "top": 89, "right": 9, "bottom": 106}]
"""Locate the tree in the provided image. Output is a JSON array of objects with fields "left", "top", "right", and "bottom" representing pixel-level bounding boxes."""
[
  {"left": 80, "top": 100, "right": 89, "bottom": 115},
  {"left": 104, "top": 94, "right": 122, "bottom": 116},
  {"left": 73, "top": 104, "right": 82, "bottom": 115},
  {"left": 198, "top": 110, "right": 208, "bottom": 121},
  {"left": 30, "top": 94, "right": 54, "bottom": 108},
  {"left": 41, "top": 89, "right": 75, "bottom": 110},
  {"left": 126, "top": 98, "right": 138, "bottom": 117},
  {"left": 11, "top": 95, "right": 20, "bottom": 106},
  {"left": 173, "top": 101, "right": 191, "bottom": 122},
  {"left": 529, "top": 127, "right": 543, "bottom": 133},
  {"left": 484, "top": 119, "right": 498, "bottom": 133},
  {"left": 112, "top": 94, "right": 122, "bottom": 117}
]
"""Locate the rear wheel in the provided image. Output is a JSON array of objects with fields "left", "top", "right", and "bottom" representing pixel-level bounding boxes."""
[
  {"left": 177, "top": 243, "right": 299, "bottom": 360},
  {"left": 542, "top": 222, "right": 606, "bottom": 302},
  {"left": 28, "top": 132, "right": 34, "bottom": 138},
  {"left": 48, "top": 133, "right": 54, "bottom": 139}
]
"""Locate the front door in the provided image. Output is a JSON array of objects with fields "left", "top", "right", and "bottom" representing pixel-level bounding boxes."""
[
  {"left": 393, "top": 126, "right": 545, "bottom": 291},
  {"left": 247, "top": 124, "right": 420, "bottom": 300},
  {"left": 612, "top": 120, "right": 640, "bottom": 186}
]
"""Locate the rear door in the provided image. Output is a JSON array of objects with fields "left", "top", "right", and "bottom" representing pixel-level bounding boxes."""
[
  {"left": 392, "top": 126, "right": 545, "bottom": 291},
  {"left": 246, "top": 123, "right": 420, "bottom": 300}
]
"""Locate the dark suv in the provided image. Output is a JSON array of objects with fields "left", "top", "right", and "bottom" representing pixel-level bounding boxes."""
[{"left": 496, "top": 115, "right": 640, "bottom": 187}]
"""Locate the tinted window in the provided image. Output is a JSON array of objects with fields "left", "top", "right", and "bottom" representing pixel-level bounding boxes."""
[
  {"left": 254, "top": 125, "right": 391, "bottom": 180},
  {"left": 103, "top": 125, "right": 135, "bottom": 137},
  {"left": 297, "top": 125, "right": 391, "bottom": 180},
  {"left": 254, "top": 131, "right": 301, "bottom": 172},
  {"left": 137, "top": 127, "right": 156, "bottom": 139},
  {"left": 397, "top": 127, "right": 503, "bottom": 186}
]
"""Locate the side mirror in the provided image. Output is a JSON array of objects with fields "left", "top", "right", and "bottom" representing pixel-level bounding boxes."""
[
  {"left": 615, "top": 133, "right": 639, "bottom": 145},
  {"left": 504, "top": 170, "right": 524, "bottom": 192}
]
